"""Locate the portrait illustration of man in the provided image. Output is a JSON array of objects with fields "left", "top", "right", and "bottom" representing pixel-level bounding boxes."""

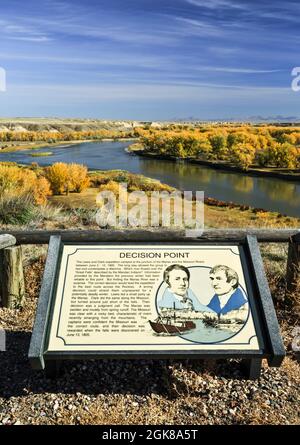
[
  {"left": 158, "top": 264, "right": 212, "bottom": 313},
  {"left": 207, "top": 265, "right": 248, "bottom": 317}
]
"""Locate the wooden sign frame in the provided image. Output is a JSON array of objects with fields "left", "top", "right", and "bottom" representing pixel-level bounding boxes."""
[{"left": 28, "top": 235, "right": 285, "bottom": 379}]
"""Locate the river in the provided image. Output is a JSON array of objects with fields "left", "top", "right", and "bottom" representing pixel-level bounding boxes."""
[{"left": 1, "top": 141, "right": 300, "bottom": 217}]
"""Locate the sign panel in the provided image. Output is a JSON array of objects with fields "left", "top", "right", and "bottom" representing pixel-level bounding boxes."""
[{"left": 46, "top": 244, "right": 260, "bottom": 353}]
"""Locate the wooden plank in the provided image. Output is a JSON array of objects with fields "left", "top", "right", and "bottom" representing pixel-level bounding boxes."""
[
  {"left": 246, "top": 235, "right": 285, "bottom": 367},
  {"left": 286, "top": 232, "right": 300, "bottom": 294},
  {"left": 28, "top": 236, "right": 61, "bottom": 370},
  {"left": 1, "top": 228, "right": 299, "bottom": 244},
  {"left": 0, "top": 234, "right": 16, "bottom": 250}
]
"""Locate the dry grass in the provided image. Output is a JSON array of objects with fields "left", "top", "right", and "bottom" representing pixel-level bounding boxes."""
[
  {"left": 48, "top": 187, "right": 300, "bottom": 231},
  {"left": 204, "top": 205, "right": 300, "bottom": 229}
]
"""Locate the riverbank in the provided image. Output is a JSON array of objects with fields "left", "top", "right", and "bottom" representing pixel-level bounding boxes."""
[
  {"left": 48, "top": 184, "right": 300, "bottom": 224},
  {"left": 1, "top": 141, "right": 300, "bottom": 217},
  {"left": 0, "top": 138, "right": 137, "bottom": 153},
  {"left": 0, "top": 139, "right": 94, "bottom": 153},
  {"left": 129, "top": 147, "right": 300, "bottom": 182},
  {"left": 1, "top": 164, "right": 299, "bottom": 229}
]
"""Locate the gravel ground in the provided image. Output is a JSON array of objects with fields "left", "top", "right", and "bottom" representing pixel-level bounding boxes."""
[{"left": 0, "top": 245, "right": 299, "bottom": 425}]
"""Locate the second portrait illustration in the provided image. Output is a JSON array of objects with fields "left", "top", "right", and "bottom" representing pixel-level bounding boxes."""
[{"left": 149, "top": 263, "right": 249, "bottom": 344}]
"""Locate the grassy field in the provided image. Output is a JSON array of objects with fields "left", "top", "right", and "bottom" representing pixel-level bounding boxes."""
[{"left": 49, "top": 185, "right": 300, "bottom": 229}]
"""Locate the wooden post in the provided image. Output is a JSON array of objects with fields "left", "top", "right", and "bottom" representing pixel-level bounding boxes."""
[
  {"left": 0, "top": 246, "right": 25, "bottom": 309},
  {"left": 286, "top": 232, "right": 300, "bottom": 295}
]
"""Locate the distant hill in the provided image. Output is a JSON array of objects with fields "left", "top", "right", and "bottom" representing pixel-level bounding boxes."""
[
  {"left": 172, "top": 115, "right": 300, "bottom": 125},
  {"left": 0, "top": 118, "right": 149, "bottom": 133},
  {"left": 1, "top": 117, "right": 300, "bottom": 133}
]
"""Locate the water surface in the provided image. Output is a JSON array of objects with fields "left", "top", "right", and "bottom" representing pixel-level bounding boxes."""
[{"left": 1, "top": 141, "right": 299, "bottom": 216}]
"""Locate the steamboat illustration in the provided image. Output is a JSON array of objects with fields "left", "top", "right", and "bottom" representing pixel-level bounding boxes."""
[{"left": 149, "top": 314, "right": 196, "bottom": 335}]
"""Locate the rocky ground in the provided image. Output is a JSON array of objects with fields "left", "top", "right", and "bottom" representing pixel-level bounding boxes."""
[{"left": 0, "top": 244, "right": 299, "bottom": 425}]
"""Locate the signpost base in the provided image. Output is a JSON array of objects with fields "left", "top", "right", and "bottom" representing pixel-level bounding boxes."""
[
  {"left": 242, "top": 358, "right": 262, "bottom": 379},
  {"left": 45, "top": 360, "right": 62, "bottom": 379}
]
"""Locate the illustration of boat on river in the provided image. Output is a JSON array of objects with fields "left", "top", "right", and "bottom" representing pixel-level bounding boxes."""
[{"left": 149, "top": 315, "right": 196, "bottom": 335}]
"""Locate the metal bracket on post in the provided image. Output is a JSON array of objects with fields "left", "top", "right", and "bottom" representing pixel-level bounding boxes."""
[
  {"left": 246, "top": 235, "right": 285, "bottom": 367},
  {"left": 28, "top": 235, "right": 62, "bottom": 370}
]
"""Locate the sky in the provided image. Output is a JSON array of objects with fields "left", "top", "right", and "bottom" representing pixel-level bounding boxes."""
[{"left": 0, "top": 0, "right": 300, "bottom": 120}]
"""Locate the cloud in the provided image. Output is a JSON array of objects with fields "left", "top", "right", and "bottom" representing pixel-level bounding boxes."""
[
  {"left": 173, "top": 17, "right": 224, "bottom": 36},
  {"left": 43, "top": 0, "right": 74, "bottom": 12},
  {"left": 7, "top": 82, "right": 291, "bottom": 102},
  {"left": 15, "top": 14, "right": 181, "bottom": 46},
  {"left": 0, "top": 49, "right": 282, "bottom": 81},
  {"left": 9, "top": 36, "right": 52, "bottom": 42},
  {"left": 185, "top": 0, "right": 248, "bottom": 10},
  {"left": 0, "top": 51, "right": 169, "bottom": 70},
  {"left": 5, "top": 2, "right": 237, "bottom": 47},
  {"left": 259, "top": 11, "right": 300, "bottom": 24},
  {"left": 0, "top": 19, "right": 51, "bottom": 43},
  {"left": 185, "top": 0, "right": 300, "bottom": 24},
  {"left": 197, "top": 67, "right": 283, "bottom": 74}
]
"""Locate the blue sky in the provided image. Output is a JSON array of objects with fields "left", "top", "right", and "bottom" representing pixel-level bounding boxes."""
[{"left": 0, "top": 0, "right": 299, "bottom": 120}]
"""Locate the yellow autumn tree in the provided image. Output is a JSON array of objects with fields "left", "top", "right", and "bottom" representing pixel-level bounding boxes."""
[
  {"left": 230, "top": 143, "right": 256, "bottom": 170},
  {"left": 45, "top": 162, "right": 90, "bottom": 195},
  {"left": 68, "top": 163, "right": 90, "bottom": 192},
  {"left": 45, "top": 162, "right": 71, "bottom": 195},
  {"left": 0, "top": 164, "right": 52, "bottom": 204}
]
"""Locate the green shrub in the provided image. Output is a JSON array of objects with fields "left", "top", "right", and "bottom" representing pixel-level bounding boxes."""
[{"left": 0, "top": 194, "right": 37, "bottom": 225}]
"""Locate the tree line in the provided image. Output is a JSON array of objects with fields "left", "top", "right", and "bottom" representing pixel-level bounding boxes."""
[
  {"left": 134, "top": 125, "right": 300, "bottom": 170},
  {"left": 0, "top": 129, "right": 130, "bottom": 144}
]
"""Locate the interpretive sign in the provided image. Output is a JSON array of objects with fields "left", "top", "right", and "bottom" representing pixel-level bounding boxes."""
[{"left": 29, "top": 235, "right": 285, "bottom": 379}]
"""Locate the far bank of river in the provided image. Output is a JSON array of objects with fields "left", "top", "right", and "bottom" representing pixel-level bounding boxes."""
[
  {"left": 0, "top": 140, "right": 300, "bottom": 217},
  {"left": 129, "top": 148, "right": 300, "bottom": 183},
  {"left": 0, "top": 138, "right": 137, "bottom": 153}
]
